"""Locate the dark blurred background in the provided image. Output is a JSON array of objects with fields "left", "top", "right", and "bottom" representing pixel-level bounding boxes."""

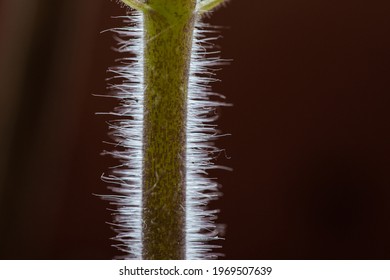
[{"left": 0, "top": 0, "right": 390, "bottom": 259}]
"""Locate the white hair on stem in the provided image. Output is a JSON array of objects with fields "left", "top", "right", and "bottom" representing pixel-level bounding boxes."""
[
  {"left": 186, "top": 19, "right": 230, "bottom": 259},
  {"left": 102, "top": 7, "right": 229, "bottom": 260},
  {"left": 102, "top": 12, "right": 144, "bottom": 259}
]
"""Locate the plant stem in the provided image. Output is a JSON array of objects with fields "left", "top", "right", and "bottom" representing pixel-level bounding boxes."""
[
  {"left": 142, "top": 0, "right": 196, "bottom": 260},
  {"left": 117, "top": 0, "right": 227, "bottom": 260}
]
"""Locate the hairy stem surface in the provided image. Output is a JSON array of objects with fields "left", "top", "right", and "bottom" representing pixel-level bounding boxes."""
[
  {"left": 115, "top": 0, "right": 227, "bottom": 260},
  {"left": 142, "top": 0, "right": 196, "bottom": 260}
]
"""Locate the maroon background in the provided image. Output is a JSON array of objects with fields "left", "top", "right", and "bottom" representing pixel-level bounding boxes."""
[{"left": 0, "top": 0, "right": 390, "bottom": 259}]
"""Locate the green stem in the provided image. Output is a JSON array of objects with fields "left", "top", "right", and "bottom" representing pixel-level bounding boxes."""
[
  {"left": 119, "top": 0, "right": 226, "bottom": 260},
  {"left": 142, "top": 0, "right": 196, "bottom": 260}
]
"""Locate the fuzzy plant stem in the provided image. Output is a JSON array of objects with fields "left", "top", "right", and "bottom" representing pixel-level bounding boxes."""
[
  {"left": 113, "top": 0, "right": 226, "bottom": 260},
  {"left": 142, "top": 0, "right": 196, "bottom": 260}
]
